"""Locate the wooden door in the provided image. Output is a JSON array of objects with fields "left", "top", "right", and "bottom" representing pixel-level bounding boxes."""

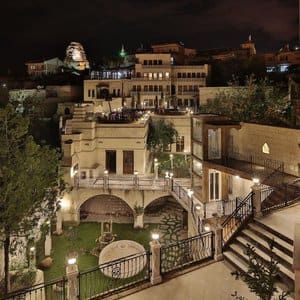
[{"left": 123, "top": 151, "right": 134, "bottom": 174}]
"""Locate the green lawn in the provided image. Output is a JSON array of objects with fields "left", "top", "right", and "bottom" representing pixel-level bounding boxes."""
[{"left": 43, "top": 223, "right": 159, "bottom": 282}]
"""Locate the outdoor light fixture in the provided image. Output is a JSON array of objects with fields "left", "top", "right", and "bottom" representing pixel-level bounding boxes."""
[
  {"left": 195, "top": 204, "right": 201, "bottom": 211},
  {"left": 169, "top": 154, "right": 174, "bottom": 159},
  {"left": 30, "top": 247, "right": 35, "bottom": 252},
  {"left": 169, "top": 172, "right": 174, "bottom": 178},
  {"left": 235, "top": 175, "right": 240, "bottom": 179},
  {"left": 252, "top": 178, "right": 260, "bottom": 184},
  {"left": 134, "top": 171, "right": 138, "bottom": 176},
  {"left": 67, "top": 257, "right": 77, "bottom": 265},
  {"left": 187, "top": 189, "right": 194, "bottom": 198},
  {"left": 104, "top": 170, "right": 108, "bottom": 175},
  {"left": 151, "top": 232, "right": 160, "bottom": 241},
  {"left": 154, "top": 158, "right": 158, "bottom": 163},
  {"left": 203, "top": 224, "right": 211, "bottom": 232},
  {"left": 165, "top": 171, "right": 169, "bottom": 178}
]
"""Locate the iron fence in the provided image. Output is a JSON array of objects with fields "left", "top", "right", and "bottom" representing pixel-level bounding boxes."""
[
  {"left": 78, "top": 251, "right": 150, "bottom": 299},
  {"left": 160, "top": 232, "right": 214, "bottom": 274},
  {"left": 0, "top": 277, "right": 67, "bottom": 300},
  {"left": 221, "top": 192, "right": 253, "bottom": 247},
  {"left": 262, "top": 183, "right": 300, "bottom": 215}
]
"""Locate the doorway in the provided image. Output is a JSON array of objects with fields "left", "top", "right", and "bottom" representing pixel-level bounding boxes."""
[
  {"left": 106, "top": 150, "right": 116, "bottom": 173},
  {"left": 209, "top": 170, "right": 221, "bottom": 201},
  {"left": 123, "top": 151, "right": 134, "bottom": 174}
]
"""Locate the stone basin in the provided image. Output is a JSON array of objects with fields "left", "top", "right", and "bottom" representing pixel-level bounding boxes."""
[{"left": 99, "top": 240, "right": 146, "bottom": 278}]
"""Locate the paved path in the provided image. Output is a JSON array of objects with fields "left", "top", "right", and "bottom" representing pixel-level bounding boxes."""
[
  {"left": 122, "top": 262, "right": 256, "bottom": 300},
  {"left": 259, "top": 203, "right": 300, "bottom": 240}
]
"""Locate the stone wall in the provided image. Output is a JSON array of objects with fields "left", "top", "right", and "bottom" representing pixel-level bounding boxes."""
[{"left": 230, "top": 123, "right": 300, "bottom": 176}]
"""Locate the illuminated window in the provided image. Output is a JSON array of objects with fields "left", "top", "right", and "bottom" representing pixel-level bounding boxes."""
[{"left": 262, "top": 143, "right": 270, "bottom": 154}]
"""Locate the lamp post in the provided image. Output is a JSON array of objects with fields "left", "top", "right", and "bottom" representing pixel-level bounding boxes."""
[
  {"left": 104, "top": 170, "right": 109, "bottom": 189},
  {"left": 134, "top": 171, "right": 139, "bottom": 188},
  {"left": 154, "top": 162, "right": 159, "bottom": 180},
  {"left": 169, "top": 154, "right": 174, "bottom": 170}
]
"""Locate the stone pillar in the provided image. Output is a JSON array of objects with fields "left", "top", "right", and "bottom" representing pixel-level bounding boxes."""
[
  {"left": 44, "top": 234, "right": 52, "bottom": 257},
  {"left": 56, "top": 210, "right": 63, "bottom": 235},
  {"left": 66, "top": 264, "right": 79, "bottom": 300},
  {"left": 214, "top": 226, "right": 223, "bottom": 261},
  {"left": 0, "top": 243, "right": 5, "bottom": 280},
  {"left": 294, "top": 223, "right": 300, "bottom": 300},
  {"left": 149, "top": 240, "right": 162, "bottom": 285},
  {"left": 103, "top": 173, "right": 109, "bottom": 190},
  {"left": 251, "top": 184, "right": 262, "bottom": 218},
  {"left": 134, "top": 214, "right": 144, "bottom": 229}
]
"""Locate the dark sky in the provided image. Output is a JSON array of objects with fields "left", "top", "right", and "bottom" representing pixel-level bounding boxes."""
[{"left": 1, "top": 0, "right": 298, "bottom": 72}]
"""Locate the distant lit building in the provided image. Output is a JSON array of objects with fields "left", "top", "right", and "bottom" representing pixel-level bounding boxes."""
[
  {"left": 64, "top": 42, "right": 90, "bottom": 71},
  {"left": 262, "top": 45, "right": 300, "bottom": 73},
  {"left": 86, "top": 43, "right": 209, "bottom": 112},
  {"left": 25, "top": 57, "right": 64, "bottom": 77}
]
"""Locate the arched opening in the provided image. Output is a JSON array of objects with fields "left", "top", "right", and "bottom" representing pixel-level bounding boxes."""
[
  {"left": 64, "top": 107, "right": 70, "bottom": 115},
  {"left": 144, "top": 196, "right": 188, "bottom": 228},
  {"left": 80, "top": 195, "right": 134, "bottom": 223}
]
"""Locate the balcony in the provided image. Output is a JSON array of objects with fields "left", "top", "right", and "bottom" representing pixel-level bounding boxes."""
[
  {"left": 205, "top": 152, "right": 293, "bottom": 185},
  {"left": 131, "top": 77, "right": 170, "bottom": 81}
]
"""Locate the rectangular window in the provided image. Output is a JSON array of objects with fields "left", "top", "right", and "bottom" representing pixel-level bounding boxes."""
[
  {"left": 177, "top": 98, "right": 183, "bottom": 106},
  {"left": 184, "top": 99, "right": 189, "bottom": 106},
  {"left": 143, "top": 60, "right": 148, "bottom": 65},
  {"left": 137, "top": 85, "right": 141, "bottom": 91},
  {"left": 149, "top": 85, "right": 153, "bottom": 91},
  {"left": 192, "top": 73, "right": 196, "bottom": 78},
  {"left": 176, "top": 136, "right": 184, "bottom": 152},
  {"left": 178, "top": 73, "right": 182, "bottom": 78},
  {"left": 92, "top": 90, "right": 95, "bottom": 98},
  {"left": 165, "top": 72, "right": 170, "bottom": 79},
  {"left": 158, "top": 85, "right": 163, "bottom": 91},
  {"left": 158, "top": 60, "right": 162, "bottom": 65},
  {"left": 133, "top": 85, "right": 137, "bottom": 91},
  {"left": 88, "top": 89, "right": 91, "bottom": 97},
  {"left": 196, "top": 72, "right": 201, "bottom": 78},
  {"left": 153, "top": 73, "right": 158, "bottom": 79},
  {"left": 148, "top": 73, "right": 153, "bottom": 80},
  {"left": 159, "top": 73, "right": 163, "bottom": 80},
  {"left": 144, "top": 85, "right": 148, "bottom": 91}
]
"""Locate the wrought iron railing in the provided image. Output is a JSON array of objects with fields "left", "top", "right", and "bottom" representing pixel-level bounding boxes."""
[
  {"left": 78, "top": 251, "right": 150, "bottom": 299},
  {"left": 221, "top": 192, "right": 253, "bottom": 247},
  {"left": 78, "top": 176, "right": 168, "bottom": 191},
  {"left": 0, "top": 277, "right": 67, "bottom": 300},
  {"left": 171, "top": 181, "right": 190, "bottom": 208},
  {"left": 261, "top": 183, "right": 300, "bottom": 214},
  {"left": 160, "top": 232, "right": 214, "bottom": 274}
]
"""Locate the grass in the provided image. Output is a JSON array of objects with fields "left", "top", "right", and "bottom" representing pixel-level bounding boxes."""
[{"left": 42, "top": 222, "right": 159, "bottom": 282}]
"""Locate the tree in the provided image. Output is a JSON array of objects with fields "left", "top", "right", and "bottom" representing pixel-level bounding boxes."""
[
  {"left": 232, "top": 241, "right": 289, "bottom": 300},
  {"left": 0, "top": 104, "right": 62, "bottom": 296},
  {"left": 147, "top": 120, "right": 178, "bottom": 153},
  {"left": 201, "top": 77, "right": 291, "bottom": 126}
]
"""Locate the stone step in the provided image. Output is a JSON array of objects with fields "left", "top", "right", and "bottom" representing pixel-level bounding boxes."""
[
  {"left": 242, "top": 228, "right": 293, "bottom": 269},
  {"left": 253, "top": 220, "right": 294, "bottom": 247},
  {"left": 235, "top": 236, "right": 294, "bottom": 283},
  {"left": 248, "top": 223, "right": 293, "bottom": 257},
  {"left": 225, "top": 246, "right": 294, "bottom": 299}
]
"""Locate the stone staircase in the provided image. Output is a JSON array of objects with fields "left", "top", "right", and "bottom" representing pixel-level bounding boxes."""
[{"left": 223, "top": 219, "right": 294, "bottom": 295}]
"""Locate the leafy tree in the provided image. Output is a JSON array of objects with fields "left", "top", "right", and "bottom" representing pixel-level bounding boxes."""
[
  {"left": 232, "top": 241, "right": 289, "bottom": 300},
  {"left": 201, "top": 77, "right": 291, "bottom": 126},
  {"left": 147, "top": 120, "right": 178, "bottom": 153},
  {"left": 0, "top": 104, "right": 62, "bottom": 296}
]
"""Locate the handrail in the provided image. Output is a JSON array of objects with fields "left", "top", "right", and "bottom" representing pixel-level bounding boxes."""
[{"left": 221, "top": 191, "right": 253, "bottom": 247}]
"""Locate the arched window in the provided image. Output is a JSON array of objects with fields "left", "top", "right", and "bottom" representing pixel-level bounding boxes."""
[{"left": 262, "top": 143, "right": 270, "bottom": 154}]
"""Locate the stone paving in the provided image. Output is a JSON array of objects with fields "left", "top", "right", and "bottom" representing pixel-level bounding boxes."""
[{"left": 122, "top": 261, "right": 257, "bottom": 300}]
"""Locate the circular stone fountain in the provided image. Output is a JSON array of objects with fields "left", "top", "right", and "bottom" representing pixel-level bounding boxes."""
[{"left": 99, "top": 240, "right": 146, "bottom": 278}]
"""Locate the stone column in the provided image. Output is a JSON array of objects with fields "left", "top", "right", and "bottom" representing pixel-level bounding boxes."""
[
  {"left": 149, "top": 240, "right": 162, "bottom": 285},
  {"left": 56, "top": 210, "right": 63, "bottom": 235},
  {"left": 134, "top": 214, "right": 144, "bottom": 229},
  {"left": 0, "top": 243, "right": 5, "bottom": 280},
  {"left": 251, "top": 184, "right": 262, "bottom": 218},
  {"left": 66, "top": 264, "right": 79, "bottom": 300},
  {"left": 294, "top": 223, "right": 300, "bottom": 300},
  {"left": 214, "top": 226, "right": 223, "bottom": 261}
]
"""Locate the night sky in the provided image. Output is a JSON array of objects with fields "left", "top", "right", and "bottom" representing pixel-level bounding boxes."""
[{"left": 1, "top": 0, "right": 298, "bottom": 72}]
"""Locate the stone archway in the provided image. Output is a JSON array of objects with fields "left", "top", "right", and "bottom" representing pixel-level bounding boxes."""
[
  {"left": 80, "top": 194, "right": 134, "bottom": 223},
  {"left": 144, "top": 196, "right": 187, "bottom": 224}
]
